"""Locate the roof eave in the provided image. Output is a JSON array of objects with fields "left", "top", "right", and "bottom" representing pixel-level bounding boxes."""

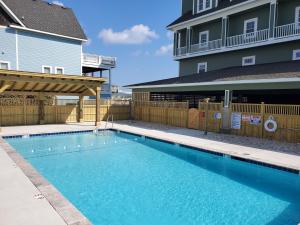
[
  {"left": 127, "top": 78, "right": 300, "bottom": 89},
  {"left": 10, "top": 25, "right": 88, "bottom": 42}
]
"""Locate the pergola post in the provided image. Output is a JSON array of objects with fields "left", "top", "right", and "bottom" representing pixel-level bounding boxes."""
[
  {"left": 78, "top": 95, "right": 84, "bottom": 123},
  {"left": 95, "top": 86, "right": 101, "bottom": 126},
  {"left": 38, "top": 95, "right": 46, "bottom": 125}
]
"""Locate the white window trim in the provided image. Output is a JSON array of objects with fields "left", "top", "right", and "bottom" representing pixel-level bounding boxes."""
[
  {"left": 242, "top": 56, "right": 256, "bottom": 66},
  {"left": 293, "top": 49, "right": 300, "bottom": 60},
  {"left": 42, "top": 65, "right": 52, "bottom": 74},
  {"left": 55, "top": 67, "right": 65, "bottom": 74},
  {"left": 197, "top": 62, "right": 208, "bottom": 73},
  {"left": 197, "top": 0, "right": 213, "bottom": 13},
  {"left": 199, "top": 30, "right": 209, "bottom": 46},
  {"left": 243, "top": 18, "right": 258, "bottom": 35},
  {"left": 295, "top": 7, "right": 300, "bottom": 27},
  {"left": 0, "top": 60, "right": 11, "bottom": 70}
]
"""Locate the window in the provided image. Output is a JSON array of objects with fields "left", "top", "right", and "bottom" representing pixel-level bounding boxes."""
[
  {"left": 0, "top": 61, "right": 10, "bottom": 70},
  {"left": 199, "top": 31, "right": 209, "bottom": 47},
  {"left": 296, "top": 7, "right": 300, "bottom": 27},
  {"left": 197, "top": 62, "right": 207, "bottom": 73},
  {"left": 197, "top": 0, "right": 212, "bottom": 13},
  {"left": 242, "top": 56, "right": 256, "bottom": 66},
  {"left": 293, "top": 49, "right": 300, "bottom": 60},
  {"left": 42, "top": 66, "right": 52, "bottom": 74},
  {"left": 55, "top": 67, "right": 64, "bottom": 74},
  {"left": 244, "top": 18, "right": 258, "bottom": 37}
]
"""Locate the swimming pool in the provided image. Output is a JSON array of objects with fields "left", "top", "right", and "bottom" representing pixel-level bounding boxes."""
[{"left": 5, "top": 130, "right": 300, "bottom": 225}]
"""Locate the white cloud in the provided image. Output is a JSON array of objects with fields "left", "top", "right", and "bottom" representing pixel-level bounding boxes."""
[
  {"left": 166, "top": 31, "right": 173, "bottom": 40},
  {"left": 155, "top": 44, "right": 173, "bottom": 56},
  {"left": 52, "top": 1, "right": 64, "bottom": 6},
  {"left": 99, "top": 24, "right": 158, "bottom": 45}
]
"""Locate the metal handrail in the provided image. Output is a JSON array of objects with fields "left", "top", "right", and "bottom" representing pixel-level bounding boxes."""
[{"left": 105, "top": 114, "right": 114, "bottom": 129}]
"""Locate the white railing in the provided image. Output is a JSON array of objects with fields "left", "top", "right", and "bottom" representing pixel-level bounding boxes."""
[
  {"left": 82, "top": 53, "right": 116, "bottom": 67},
  {"left": 176, "top": 46, "right": 187, "bottom": 56},
  {"left": 174, "top": 23, "right": 300, "bottom": 57},
  {"left": 274, "top": 22, "right": 300, "bottom": 39},
  {"left": 226, "top": 29, "right": 270, "bottom": 48},
  {"left": 82, "top": 53, "right": 100, "bottom": 65},
  {"left": 101, "top": 56, "right": 117, "bottom": 67},
  {"left": 190, "top": 39, "right": 222, "bottom": 53}
]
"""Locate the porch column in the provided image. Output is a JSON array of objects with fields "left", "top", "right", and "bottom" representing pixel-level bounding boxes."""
[
  {"left": 221, "top": 16, "right": 228, "bottom": 47},
  {"left": 95, "top": 86, "right": 101, "bottom": 126},
  {"left": 109, "top": 69, "right": 112, "bottom": 96},
  {"left": 186, "top": 27, "right": 191, "bottom": 54},
  {"left": 78, "top": 95, "right": 84, "bottom": 123},
  {"left": 224, "top": 90, "right": 233, "bottom": 108},
  {"left": 173, "top": 31, "right": 178, "bottom": 56},
  {"left": 269, "top": 0, "right": 278, "bottom": 38},
  {"left": 38, "top": 95, "right": 46, "bottom": 125}
]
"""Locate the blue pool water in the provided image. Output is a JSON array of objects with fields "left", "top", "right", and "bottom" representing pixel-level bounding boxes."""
[{"left": 6, "top": 131, "right": 300, "bottom": 225}]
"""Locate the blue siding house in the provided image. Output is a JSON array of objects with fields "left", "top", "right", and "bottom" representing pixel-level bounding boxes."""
[{"left": 0, "top": 0, "right": 116, "bottom": 97}]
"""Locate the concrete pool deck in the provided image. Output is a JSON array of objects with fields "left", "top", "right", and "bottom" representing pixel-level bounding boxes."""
[{"left": 0, "top": 121, "right": 300, "bottom": 225}]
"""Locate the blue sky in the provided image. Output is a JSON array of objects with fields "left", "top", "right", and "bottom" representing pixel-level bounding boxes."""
[{"left": 53, "top": 0, "right": 180, "bottom": 87}]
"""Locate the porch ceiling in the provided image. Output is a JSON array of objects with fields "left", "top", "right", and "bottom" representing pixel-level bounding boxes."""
[{"left": 0, "top": 69, "right": 106, "bottom": 96}]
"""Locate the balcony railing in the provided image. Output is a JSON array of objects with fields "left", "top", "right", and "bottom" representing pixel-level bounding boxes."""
[
  {"left": 274, "top": 22, "right": 300, "bottom": 39},
  {"left": 190, "top": 39, "right": 222, "bottom": 53},
  {"left": 82, "top": 53, "right": 116, "bottom": 67},
  {"left": 175, "top": 22, "right": 300, "bottom": 57},
  {"left": 226, "top": 29, "right": 269, "bottom": 48}
]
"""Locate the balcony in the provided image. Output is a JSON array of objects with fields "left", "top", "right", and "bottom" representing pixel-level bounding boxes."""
[
  {"left": 82, "top": 53, "right": 117, "bottom": 68},
  {"left": 175, "top": 22, "right": 300, "bottom": 58}
]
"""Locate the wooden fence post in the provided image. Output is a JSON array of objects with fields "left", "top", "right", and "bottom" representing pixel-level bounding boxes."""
[
  {"left": 261, "top": 102, "right": 265, "bottom": 138},
  {"left": 23, "top": 95, "right": 27, "bottom": 125}
]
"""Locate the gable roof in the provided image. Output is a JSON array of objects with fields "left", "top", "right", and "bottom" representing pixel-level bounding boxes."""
[
  {"left": 1, "top": 0, "right": 87, "bottom": 40},
  {"left": 167, "top": 0, "right": 248, "bottom": 28},
  {"left": 126, "top": 61, "right": 300, "bottom": 88}
]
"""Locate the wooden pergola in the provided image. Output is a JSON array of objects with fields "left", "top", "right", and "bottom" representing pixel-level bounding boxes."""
[{"left": 0, "top": 69, "right": 106, "bottom": 126}]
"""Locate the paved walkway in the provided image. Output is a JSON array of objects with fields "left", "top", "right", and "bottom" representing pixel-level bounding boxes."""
[{"left": 0, "top": 121, "right": 300, "bottom": 225}]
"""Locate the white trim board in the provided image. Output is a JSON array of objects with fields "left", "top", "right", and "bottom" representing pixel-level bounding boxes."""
[
  {"left": 127, "top": 78, "right": 300, "bottom": 89},
  {"left": 0, "top": 0, "right": 26, "bottom": 27},
  {"left": 42, "top": 65, "right": 52, "bottom": 74},
  {"left": 9, "top": 25, "right": 87, "bottom": 42},
  {"left": 168, "top": 0, "right": 270, "bottom": 31}
]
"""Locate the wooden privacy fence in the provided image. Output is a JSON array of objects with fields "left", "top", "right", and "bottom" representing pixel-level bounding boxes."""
[
  {"left": 133, "top": 101, "right": 189, "bottom": 128},
  {"left": 0, "top": 98, "right": 131, "bottom": 126},
  {"left": 132, "top": 100, "right": 300, "bottom": 143}
]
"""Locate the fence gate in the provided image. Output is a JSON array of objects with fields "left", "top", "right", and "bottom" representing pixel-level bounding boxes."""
[{"left": 188, "top": 108, "right": 199, "bottom": 129}]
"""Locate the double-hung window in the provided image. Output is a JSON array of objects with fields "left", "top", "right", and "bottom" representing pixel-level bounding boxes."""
[
  {"left": 55, "top": 67, "right": 64, "bottom": 75},
  {"left": 0, "top": 61, "right": 10, "bottom": 70},
  {"left": 295, "top": 7, "right": 300, "bottom": 27},
  {"left": 42, "top": 66, "right": 52, "bottom": 74},
  {"left": 199, "top": 31, "right": 209, "bottom": 47},
  {"left": 244, "top": 18, "right": 258, "bottom": 38},
  {"left": 197, "top": 62, "right": 207, "bottom": 73},
  {"left": 197, "top": 0, "right": 212, "bottom": 13},
  {"left": 242, "top": 56, "right": 256, "bottom": 66}
]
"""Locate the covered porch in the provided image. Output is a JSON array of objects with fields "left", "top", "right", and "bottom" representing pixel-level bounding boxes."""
[{"left": 0, "top": 69, "right": 106, "bottom": 131}]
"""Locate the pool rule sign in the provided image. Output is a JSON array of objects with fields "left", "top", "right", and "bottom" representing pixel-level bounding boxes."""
[{"left": 231, "top": 112, "right": 242, "bottom": 130}]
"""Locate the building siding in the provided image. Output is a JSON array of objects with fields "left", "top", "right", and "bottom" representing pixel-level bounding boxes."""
[
  {"left": 182, "top": 0, "right": 193, "bottom": 15},
  {"left": 0, "top": 27, "right": 17, "bottom": 70},
  {"left": 18, "top": 30, "right": 82, "bottom": 75},
  {"left": 191, "top": 19, "right": 222, "bottom": 44},
  {"left": 179, "top": 41, "right": 300, "bottom": 76},
  {"left": 277, "top": 0, "right": 300, "bottom": 26},
  {"left": 228, "top": 4, "right": 270, "bottom": 37}
]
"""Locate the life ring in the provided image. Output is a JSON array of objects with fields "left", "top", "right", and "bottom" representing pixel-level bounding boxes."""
[{"left": 264, "top": 117, "right": 277, "bottom": 133}]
